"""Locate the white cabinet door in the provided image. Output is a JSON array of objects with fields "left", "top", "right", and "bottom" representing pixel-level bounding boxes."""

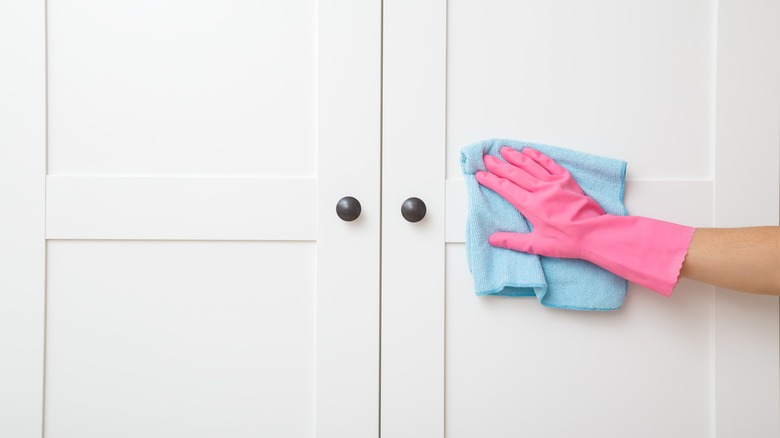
[
  {"left": 383, "top": 0, "right": 780, "bottom": 437},
  {"left": 0, "top": 1, "right": 380, "bottom": 437}
]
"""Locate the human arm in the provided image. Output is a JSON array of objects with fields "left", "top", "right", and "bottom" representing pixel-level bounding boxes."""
[{"left": 680, "top": 227, "right": 780, "bottom": 295}]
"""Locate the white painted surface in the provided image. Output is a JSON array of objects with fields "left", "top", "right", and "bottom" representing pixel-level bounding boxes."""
[
  {"left": 316, "top": 0, "right": 381, "bottom": 436},
  {"left": 43, "top": 0, "right": 381, "bottom": 437},
  {"left": 381, "top": 0, "right": 446, "bottom": 436},
  {"left": 712, "top": 0, "right": 780, "bottom": 435},
  {"left": 10, "top": 0, "right": 778, "bottom": 435},
  {"left": 46, "top": 176, "right": 316, "bottom": 240},
  {"left": 383, "top": 0, "right": 780, "bottom": 436},
  {"left": 445, "top": 245, "right": 713, "bottom": 438},
  {"left": 0, "top": 1, "right": 46, "bottom": 437},
  {"left": 47, "top": 0, "right": 317, "bottom": 177},
  {"left": 445, "top": 0, "right": 715, "bottom": 181},
  {"left": 45, "top": 241, "right": 316, "bottom": 437}
]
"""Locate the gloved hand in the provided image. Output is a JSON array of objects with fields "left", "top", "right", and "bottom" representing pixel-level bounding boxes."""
[{"left": 476, "top": 146, "right": 696, "bottom": 296}]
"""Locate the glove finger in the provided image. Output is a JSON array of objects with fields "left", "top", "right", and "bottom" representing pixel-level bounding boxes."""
[
  {"left": 521, "top": 147, "right": 571, "bottom": 178},
  {"left": 521, "top": 147, "right": 586, "bottom": 195},
  {"left": 489, "top": 231, "right": 539, "bottom": 255},
  {"left": 483, "top": 154, "right": 541, "bottom": 192},
  {"left": 475, "top": 171, "right": 533, "bottom": 216},
  {"left": 499, "top": 146, "right": 552, "bottom": 180}
]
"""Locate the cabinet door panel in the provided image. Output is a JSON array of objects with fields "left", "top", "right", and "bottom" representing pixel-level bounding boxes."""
[
  {"left": 45, "top": 241, "right": 315, "bottom": 437},
  {"left": 382, "top": 0, "right": 780, "bottom": 437},
  {"left": 444, "top": 0, "right": 714, "bottom": 181},
  {"left": 1, "top": 1, "right": 381, "bottom": 437},
  {"left": 47, "top": 0, "right": 316, "bottom": 176},
  {"left": 444, "top": 246, "right": 712, "bottom": 437}
]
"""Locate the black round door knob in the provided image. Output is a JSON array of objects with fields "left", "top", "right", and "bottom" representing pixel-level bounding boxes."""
[
  {"left": 401, "top": 197, "right": 426, "bottom": 223},
  {"left": 336, "top": 196, "right": 361, "bottom": 222}
]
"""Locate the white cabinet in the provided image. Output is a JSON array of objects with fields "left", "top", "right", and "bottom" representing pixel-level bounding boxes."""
[{"left": 2, "top": 1, "right": 779, "bottom": 437}]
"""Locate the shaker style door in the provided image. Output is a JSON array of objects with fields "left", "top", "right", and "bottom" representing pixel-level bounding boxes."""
[
  {"left": 382, "top": 0, "right": 780, "bottom": 437},
  {"left": 1, "top": 1, "right": 381, "bottom": 437}
]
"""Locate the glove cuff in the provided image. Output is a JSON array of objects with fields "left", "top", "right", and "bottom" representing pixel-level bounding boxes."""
[{"left": 577, "top": 215, "right": 696, "bottom": 296}]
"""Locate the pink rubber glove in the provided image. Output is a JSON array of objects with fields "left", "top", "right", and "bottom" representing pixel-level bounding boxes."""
[{"left": 476, "top": 147, "right": 696, "bottom": 297}]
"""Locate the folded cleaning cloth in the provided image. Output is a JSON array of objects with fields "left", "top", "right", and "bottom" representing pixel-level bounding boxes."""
[{"left": 460, "top": 138, "right": 629, "bottom": 311}]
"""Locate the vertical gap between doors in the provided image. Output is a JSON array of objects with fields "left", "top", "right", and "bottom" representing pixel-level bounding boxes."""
[
  {"left": 709, "top": 1, "right": 718, "bottom": 434},
  {"left": 442, "top": 1, "right": 448, "bottom": 434},
  {"left": 42, "top": 0, "right": 49, "bottom": 436},
  {"left": 378, "top": 0, "right": 384, "bottom": 436}
]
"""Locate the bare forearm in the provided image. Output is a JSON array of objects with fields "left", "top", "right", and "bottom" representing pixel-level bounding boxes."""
[{"left": 679, "top": 227, "right": 780, "bottom": 295}]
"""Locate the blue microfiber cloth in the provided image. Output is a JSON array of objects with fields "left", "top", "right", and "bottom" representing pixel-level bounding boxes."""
[{"left": 460, "top": 138, "right": 629, "bottom": 311}]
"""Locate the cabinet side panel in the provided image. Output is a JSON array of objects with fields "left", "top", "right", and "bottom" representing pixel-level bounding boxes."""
[
  {"left": 0, "top": 1, "right": 46, "bottom": 436},
  {"left": 713, "top": 0, "right": 780, "bottom": 435}
]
